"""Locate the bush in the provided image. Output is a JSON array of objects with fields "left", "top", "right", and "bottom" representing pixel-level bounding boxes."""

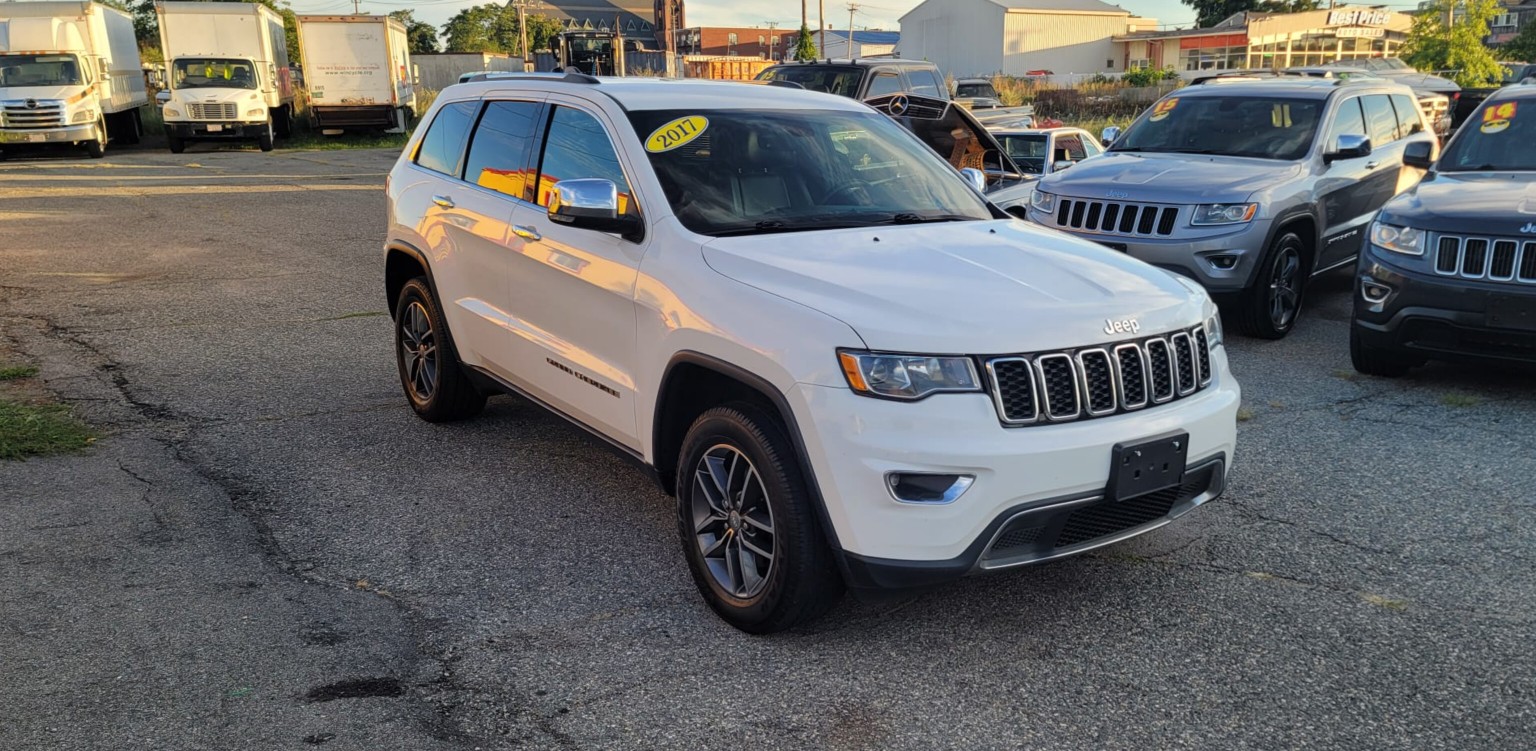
[{"left": 1122, "top": 66, "right": 1178, "bottom": 87}]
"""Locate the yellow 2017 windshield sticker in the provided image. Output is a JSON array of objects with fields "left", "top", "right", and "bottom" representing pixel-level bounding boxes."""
[
  {"left": 1149, "top": 98, "right": 1178, "bottom": 122},
  {"left": 645, "top": 116, "right": 709, "bottom": 153},
  {"left": 1482, "top": 101, "right": 1516, "bottom": 134}
]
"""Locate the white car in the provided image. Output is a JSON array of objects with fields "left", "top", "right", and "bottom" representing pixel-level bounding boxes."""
[
  {"left": 984, "top": 126, "right": 1106, "bottom": 217},
  {"left": 383, "top": 72, "right": 1241, "bottom": 633}
]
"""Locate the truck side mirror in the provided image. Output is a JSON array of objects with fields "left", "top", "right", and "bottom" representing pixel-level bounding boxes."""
[
  {"left": 549, "top": 179, "right": 642, "bottom": 239},
  {"left": 1403, "top": 140, "right": 1434, "bottom": 169},
  {"left": 959, "top": 167, "right": 987, "bottom": 193},
  {"left": 1100, "top": 126, "right": 1121, "bottom": 146},
  {"left": 1324, "top": 133, "right": 1372, "bottom": 163}
]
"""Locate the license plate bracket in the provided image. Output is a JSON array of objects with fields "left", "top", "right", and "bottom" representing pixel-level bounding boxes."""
[
  {"left": 27, "top": 133, "right": 45, "bottom": 143},
  {"left": 1487, "top": 294, "right": 1536, "bottom": 332},
  {"left": 1107, "top": 430, "right": 1188, "bottom": 501}
]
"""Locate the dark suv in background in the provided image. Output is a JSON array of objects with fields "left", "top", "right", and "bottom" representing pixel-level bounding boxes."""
[
  {"left": 755, "top": 59, "right": 948, "bottom": 101},
  {"left": 1028, "top": 78, "right": 1437, "bottom": 339},
  {"left": 1352, "top": 84, "right": 1536, "bottom": 375}
]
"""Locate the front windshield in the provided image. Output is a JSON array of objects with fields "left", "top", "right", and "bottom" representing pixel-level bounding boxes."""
[
  {"left": 1438, "top": 100, "right": 1536, "bottom": 171},
  {"left": 756, "top": 66, "right": 864, "bottom": 98},
  {"left": 0, "top": 54, "right": 83, "bottom": 87},
  {"left": 629, "top": 108, "right": 993, "bottom": 236},
  {"left": 998, "top": 134, "right": 1047, "bottom": 174},
  {"left": 957, "top": 82, "right": 999, "bottom": 99},
  {"left": 1112, "top": 96, "right": 1322, "bottom": 160},
  {"left": 172, "top": 58, "right": 258, "bottom": 90}
]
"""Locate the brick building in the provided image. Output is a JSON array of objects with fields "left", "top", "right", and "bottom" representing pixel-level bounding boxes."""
[{"left": 674, "top": 26, "right": 800, "bottom": 58}]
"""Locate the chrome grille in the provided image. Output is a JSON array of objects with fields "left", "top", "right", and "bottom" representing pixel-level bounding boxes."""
[
  {"left": 1052, "top": 198, "right": 1180, "bottom": 237},
  {"left": 187, "top": 102, "right": 238, "bottom": 120},
  {"left": 987, "top": 326, "right": 1214, "bottom": 426},
  {"left": 1433, "top": 234, "right": 1536, "bottom": 286},
  {"left": 1, "top": 100, "right": 65, "bottom": 129}
]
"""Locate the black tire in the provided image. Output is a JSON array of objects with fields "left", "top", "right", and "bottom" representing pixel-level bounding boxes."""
[
  {"left": 257, "top": 119, "right": 274, "bottom": 152},
  {"left": 1235, "top": 230, "right": 1308, "bottom": 339},
  {"left": 676, "top": 403, "right": 843, "bottom": 634},
  {"left": 84, "top": 119, "right": 106, "bottom": 159},
  {"left": 1350, "top": 325, "right": 1417, "bottom": 377},
  {"left": 167, "top": 134, "right": 186, "bottom": 154},
  {"left": 393, "top": 277, "right": 485, "bottom": 422},
  {"left": 118, "top": 109, "right": 142, "bottom": 145},
  {"left": 273, "top": 106, "right": 293, "bottom": 139}
]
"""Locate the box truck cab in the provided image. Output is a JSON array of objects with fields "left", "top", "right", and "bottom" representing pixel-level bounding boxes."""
[
  {"left": 295, "top": 14, "right": 413, "bottom": 134},
  {"left": 156, "top": 1, "right": 294, "bottom": 154},
  {"left": 0, "top": 1, "right": 147, "bottom": 158}
]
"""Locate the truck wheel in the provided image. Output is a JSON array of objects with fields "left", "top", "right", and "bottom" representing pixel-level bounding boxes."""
[
  {"left": 676, "top": 403, "right": 844, "bottom": 634},
  {"left": 84, "top": 119, "right": 107, "bottom": 159},
  {"left": 257, "top": 119, "right": 275, "bottom": 152},
  {"left": 117, "top": 110, "right": 142, "bottom": 145},
  {"left": 1350, "top": 325, "right": 1418, "bottom": 377},
  {"left": 394, "top": 278, "right": 486, "bottom": 422},
  {"left": 167, "top": 133, "right": 186, "bottom": 154},
  {"left": 1235, "top": 230, "right": 1307, "bottom": 339},
  {"left": 273, "top": 107, "right": 293, "bottom": 139}
]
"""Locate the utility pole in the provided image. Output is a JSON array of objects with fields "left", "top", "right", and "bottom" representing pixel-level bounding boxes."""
[
  {"left": 819, "top": 0, "right": 825, "bottom": 60},
  {"left": 846, "top": 3, "right": 858, "bottom": 59},
  {"left": 508, "top": 0, "right": 541, "bottom": 62},
  {"left": 351, "top": 0, "right": 361, "bottom": 14},
  {"left": 765, "top": 20, "right": 778, "bottom": 60}
]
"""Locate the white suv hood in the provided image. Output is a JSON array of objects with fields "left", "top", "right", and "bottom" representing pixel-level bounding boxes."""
[{"left": 703, "top": 220, "right": 1206, "bottom": 354}]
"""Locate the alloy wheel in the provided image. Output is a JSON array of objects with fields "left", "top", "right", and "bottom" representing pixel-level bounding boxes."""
[
  {"left": 1268, "top": 243, "right": 1302, "bottom": 330},
  {"left": 690, "top": 444, "right": 776, "bottom": 599},
  {"left": 399, "top": 301, "right": 438, "bottom": 401}
]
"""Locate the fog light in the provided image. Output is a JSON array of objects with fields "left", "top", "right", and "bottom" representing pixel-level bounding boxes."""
[
  {"left": 886, "top": 472, "right": 974, "bottom": 504},
  {"left": 1207, "top": 253, "right": 1239, "bottom": 270},
  {"left": 1361, "top": 280, "right": 1392, "bottom": 304}
]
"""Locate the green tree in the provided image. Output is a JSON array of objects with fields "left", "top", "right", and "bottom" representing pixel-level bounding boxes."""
[
  {"left": 1402, "top": 0, "right": 1504, "bottom": 87},
  {"left": 793, "top": 25, "right": 817, "bottom": 62},
  {"left": 1179, "top": 0, "right": 1320, "bottom": 31},
  {"left": 390, "top": 10, "right": 440, "bottom": 55},
  {"left": 443, "top": 5, "right": 563, "bottom": 55},
  {"left": 1499, "top": 16, "right": 1536, "bottom": 63}
]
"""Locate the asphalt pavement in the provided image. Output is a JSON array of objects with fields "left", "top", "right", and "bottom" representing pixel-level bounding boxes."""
[{"left": 1, "top": 147, "right": 1533, "bottom": 750}]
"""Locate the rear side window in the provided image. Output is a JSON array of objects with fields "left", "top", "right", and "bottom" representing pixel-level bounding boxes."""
[
  {"left": 464, "top": 100, "right": 542, "bottom": 202},
  {"left": 415, "top": 101, "right": 479, "bottom": 177},
  {"left": 536, "top": 106, "right": 637, "bottom": 217},
  {"left": 1389, "top": 93, "right": 1426, "bottom": 137},
  {"left": 867, "top": 71, "right": 903, "bottom": 97},
  {"left": 1361, "top": 95, "right": 1398, "bottom": 146},
  {"left": 906, "top": 69, "right": 944, "bottom": 97},
  {"left": 1326, "top": 97, "right": 1367, "bottom": 146}
]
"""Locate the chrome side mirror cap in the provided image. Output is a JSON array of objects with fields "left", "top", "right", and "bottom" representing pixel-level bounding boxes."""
[
  {"left": 1100, "top": 126, "right": 1121, "bottom": 146},
  {"left": 548, "top": 178, "right": 642, "bottom": 239},
  {"left": 959, "top": 167, "right": 987, "bottom": 194},
  {"left": 1325, "top": 133, "right": 1372, "bottom": 163}
]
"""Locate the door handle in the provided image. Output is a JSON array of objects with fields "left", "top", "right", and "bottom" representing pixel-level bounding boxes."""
[
  {"left": 512, "top": 225, "right": 542, "bottom": 241},
  {"left": 1365, "top": 162, "right": 1380, "bottom": 169},
  {"left": 431, "top": 195, "right": 454, "bottom": 209}
]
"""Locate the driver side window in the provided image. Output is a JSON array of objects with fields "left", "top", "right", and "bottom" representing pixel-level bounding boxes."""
[
  {"left": 1325, "top": 97, "right": 1367, "bottom": 148},
  {"left": 866, "top": 72, "right": 902, "bottom": 98}
]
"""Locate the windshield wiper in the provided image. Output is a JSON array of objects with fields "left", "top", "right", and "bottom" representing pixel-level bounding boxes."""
[{"left": 889, "top": 213, "right": 976, "bottom": 224}]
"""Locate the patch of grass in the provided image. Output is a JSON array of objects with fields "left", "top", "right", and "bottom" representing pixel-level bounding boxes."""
[
  {"left": 1245, "top": 571, "right": 1275, "bottom": 581},
  {"left": 1439, "top": 393, "right": 1482, "bottom": 408},
  {"left": 1236, "top": 407, "right": 1255, "bottom": 422},
  {"left": 322, "top": 310, "right": 387, "bottom": 321},
  {"left": 0, "top": 399, "right": 93, "bottom": 460},
  {"left": 1361, "top": 593, "right": 1409, "bottom": 611},
  {"left": 1331, "top": 369, "right": 1359, "bottom": 381},
  {"left": 0, "top": 364, "right": 39, "bottom": 381},
  {"left": 282, "top": 132, "right": 411, "bottom": 152}
]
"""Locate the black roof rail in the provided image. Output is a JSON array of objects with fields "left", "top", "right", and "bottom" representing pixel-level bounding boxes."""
[
  {"left": 559, "top": 67, "right": 601, "bottom": 84},
  {"left": 460, "top": 70, "right": 600, "bottom": 85}
]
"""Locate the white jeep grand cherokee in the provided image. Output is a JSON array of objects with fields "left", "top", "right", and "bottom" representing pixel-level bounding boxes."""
[{"left": 384, "top": 72, "right": 1240, "bottom": 633}]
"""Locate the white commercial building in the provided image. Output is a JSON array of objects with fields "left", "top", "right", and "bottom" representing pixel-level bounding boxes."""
[{"left": 898, "top": 0, "right": 1156, "bottom": 77}]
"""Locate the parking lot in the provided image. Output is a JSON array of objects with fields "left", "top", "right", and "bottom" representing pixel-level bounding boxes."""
[{"left": 2, "top": 148, "right": 1534, "bottom": 749}]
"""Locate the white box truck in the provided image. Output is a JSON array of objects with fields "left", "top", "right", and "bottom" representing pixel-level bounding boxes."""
[
  {"left": 0, "top": 1, "right": 147, "bottom": 158},
  {"left": 156, "top": 1, "right": 295, "bottom": 153},
  {"left": 296, "top": 15, "right": 413, "bottom": 133}
]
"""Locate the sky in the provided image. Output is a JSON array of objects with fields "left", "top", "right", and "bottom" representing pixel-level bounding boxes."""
[{"left": 277, "top": 0, "right": 1206, "bottom": 43}]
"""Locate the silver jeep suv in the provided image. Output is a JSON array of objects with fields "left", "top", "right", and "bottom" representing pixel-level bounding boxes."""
[{"left": 1027, "top": 78, "right": 1438, "bottom": 338}]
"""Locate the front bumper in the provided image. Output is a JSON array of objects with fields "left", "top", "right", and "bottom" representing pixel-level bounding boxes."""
[
  {"left": 1354, "top": 255, "right": 1536, "bottom": 364},
  {"left": 0, "top": 124, "right": 96, "bottom": 144},
  {"left": 789, "top": 354, "right": 1239, "bottom": 590},
  {"left": 1026, "top": 209, "right": 1269, "bottom": 292},
  {"left": 166, "top": 121, "right": 266, "bottom": 140}
]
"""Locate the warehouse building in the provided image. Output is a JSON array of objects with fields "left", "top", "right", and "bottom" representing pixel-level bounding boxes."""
[
  {"left": 1116, "top": 7, "right": 1414, "bottom": 72},
  {"left": 898, "top": 0, "right": 1158, "bottom": 77}
]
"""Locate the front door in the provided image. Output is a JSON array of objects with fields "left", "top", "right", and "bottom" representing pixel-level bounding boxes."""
[{"left": 1315, "top": 95, "right": 1376, "bottom": 269}]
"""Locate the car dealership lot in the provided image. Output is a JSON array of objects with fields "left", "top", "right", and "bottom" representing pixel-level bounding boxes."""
[{"left": 2, "top": 150, "right": 1534, "bottom": 749}]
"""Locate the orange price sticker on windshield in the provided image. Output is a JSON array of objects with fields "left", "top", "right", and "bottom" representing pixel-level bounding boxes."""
[
  {"left": 1481, "top": 101, "right": 1516, "bottom": 134},
  {"left": 1149, "top": 98, "right": 1178, "bottom": 122}
]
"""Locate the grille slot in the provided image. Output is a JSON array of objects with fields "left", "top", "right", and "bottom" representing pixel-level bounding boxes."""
[
  {"left": 1434, "top": 234, "right": 1536, "bottom": 287},
  {"left": 1050, "top": 199, "right": 1178, "bottom": 237},
  {"left": 187, "top": 102, "right": 239, "bottom": 120},
  {"left": 987, "top": 326, "right": 1211, "bottom": 427}
]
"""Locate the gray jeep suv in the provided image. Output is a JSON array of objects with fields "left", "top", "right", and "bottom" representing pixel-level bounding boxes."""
[{"left": 1027, "top": 78, "right": 1438, "bottom": 338}]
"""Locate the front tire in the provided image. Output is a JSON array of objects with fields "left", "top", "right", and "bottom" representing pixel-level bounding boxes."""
[
  {"left": 676, "top": 404, "right": 843, "bottom": 634},
  {"left": 1350, "top": 325, "right": 1417, "bottom": 377},
  {"left": 167, "top": 133, "right": 186, "bottom": 154},
  {"left": 84, "top": 119, "right": 106, "bottom": 159},
  {"left": 1236, "top": 230, "right": 1307, "bottom": 339},
  {"left": 393, "top": 278, "right": 486, "bottom": 422},
  {"left": 257, "top": 119, "right": 275, "bottom": 152}
]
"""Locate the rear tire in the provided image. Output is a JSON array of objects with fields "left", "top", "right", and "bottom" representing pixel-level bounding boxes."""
[
  {"left": 273, "top": 106, "right": 293, "bottom": 139},
  {"left": 393, "top": 277, "right": 486, "bottom": 422},
  {"left": 1235, "top": 230, "right": 1307, "bottom": 339},
  {"left": 1350, "top": 325, "right": 1417, "bottom": 377},
  {"left": 676, "top": 403, "right": 844, "bottom": 634}
]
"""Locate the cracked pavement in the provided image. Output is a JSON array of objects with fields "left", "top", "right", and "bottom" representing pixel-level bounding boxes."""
[{"left": 2, "top": 149, "right": 1534, "bottom": 749}]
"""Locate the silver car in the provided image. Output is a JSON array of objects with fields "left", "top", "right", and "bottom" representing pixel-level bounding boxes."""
[{"left": 1027, "top": 78, "right": 1438, "bottom": 338}]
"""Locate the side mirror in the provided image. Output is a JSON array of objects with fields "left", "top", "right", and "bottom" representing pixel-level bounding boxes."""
[
  {"left": 959, "top": 167, "right": 987, "bottom": 194},
  {"left": 1053, "top": 160, "right": 1075, "bottom": 172},
  {"left": 548, "top": 179, "right": 640, "bottom": 237},
  {"left": 1403, "top": 140, "right": 1434, "bottom": 169},
  {"left": 1100, "top": 126, "right": 1121, "bottom": 146},
  {"left": 1325, "top": 133, "right": 1372, "bottom": 163}
]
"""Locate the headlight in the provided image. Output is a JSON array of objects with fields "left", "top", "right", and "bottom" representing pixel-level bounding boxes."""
[
  {"left": 71, "top": 110, "right": 96, "bottom": 123},
  {"left": 1369, "top": 221, "right": 1424, "bottom": 256},
  {"left": 1205, "top": 313, "right": 1224, "bottom": 348},
  {"left": 1191, "top": 203, "right": 1258, "bottom": 225},
  {"left": 837, "top": 351, "right": 981, "bottom": 400},
  {"left": 247, "top": 108, "right": 265, "bottom": 117},
  {"left": 1030, "top": 189, "right": 1055, "bottom": 214},
  {"left": 164, "top": 106, "right": 181, "bottom": 118}
]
